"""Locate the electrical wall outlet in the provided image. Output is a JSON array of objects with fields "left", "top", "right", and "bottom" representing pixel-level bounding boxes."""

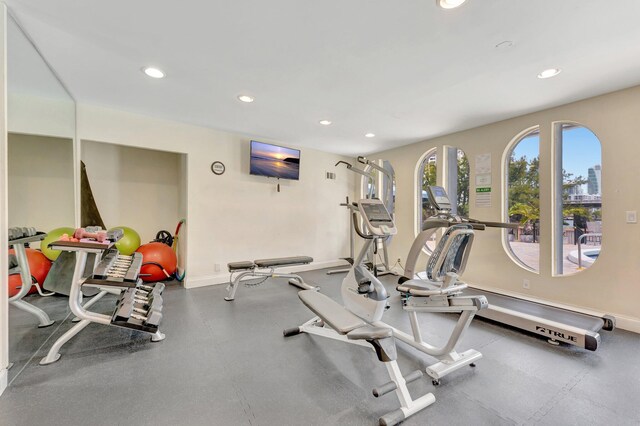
[
  {"left": 626, "top": 211, "right": 637, "bottom": 224},
  {"left": 214, "top": 263, "right": 221, "bottom": 272},
  {"left": 523, "top": 279, "right": 530, "bottom": 289}
]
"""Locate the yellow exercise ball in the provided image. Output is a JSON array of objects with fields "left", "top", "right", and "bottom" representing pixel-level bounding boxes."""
[{"left": 40, "top": 227, "right": 75, "bottom": 260}]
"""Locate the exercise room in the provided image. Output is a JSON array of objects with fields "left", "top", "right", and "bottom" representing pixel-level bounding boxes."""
[{"left": 1, "top": 1, "right": 639, "bottom": 425}]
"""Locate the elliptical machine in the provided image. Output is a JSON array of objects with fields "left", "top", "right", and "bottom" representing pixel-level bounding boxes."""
[{"left": 329, "top": 157, "right": 395, "bottom": 276}]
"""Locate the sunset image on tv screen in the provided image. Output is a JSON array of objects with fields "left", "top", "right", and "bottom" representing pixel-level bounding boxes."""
[{"left": 250, "top": 141, "right": 300, "bottom": 180}]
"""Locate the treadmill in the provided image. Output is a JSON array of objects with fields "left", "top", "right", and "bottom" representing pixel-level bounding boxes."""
[{"left": 401, "top": 185, "right": 615, "bottom": 351}]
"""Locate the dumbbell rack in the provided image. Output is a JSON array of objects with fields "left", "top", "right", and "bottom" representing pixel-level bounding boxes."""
[
  {"left": 8, "top": 232, "right": 55, "bottom": 328},
  {"left": 40, "top": 241, "right": 165, "bottom": 365}
]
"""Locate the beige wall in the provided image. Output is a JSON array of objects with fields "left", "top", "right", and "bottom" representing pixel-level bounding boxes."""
[
  {"left": 8, "top": 133, "right": 75, "bottom": 238},
  {"left": 81, "top": 140, "right": 183, "bottom": 244},
  {"left": 373, "top": 85, "right": 640, "bottom": 331},
  {"left": 77, "top": 104, "right": 356, "bottom": 288}
]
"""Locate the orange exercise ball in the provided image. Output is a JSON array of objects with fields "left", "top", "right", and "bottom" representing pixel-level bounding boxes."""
[
  {"left": 8, "top": 274, "right": 23, "bottom": 298},
  {"left": 8, "top": 248, "right": 52, "bottom": 296},
  {"left": 136, "top": 242, "right": 177, "bottom": 282}
]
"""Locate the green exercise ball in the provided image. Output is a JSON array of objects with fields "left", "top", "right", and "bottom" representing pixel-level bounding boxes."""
[
  {"left": 109, "top": 226, "right": 141, "bottom": 256},
  {"left": 40, "top": 227, "right": 75, "bottom": 260}
]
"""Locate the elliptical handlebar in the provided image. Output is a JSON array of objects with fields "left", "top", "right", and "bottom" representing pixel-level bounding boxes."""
[
  {"left": 335, "top": 160, "right": 352, "bottom": 169},
  {"left": 462, "top": 221, "right": 487, "bottom": 231},
  {"left": 339, "top": 196, "right": 351, "bottom": 207},
  {"left": 352, "top": 212, "right": 374, "bottom": 240},
  {"left": 465, "top": 218, "right": 518, "bottom": 230},
  {"left": 357, "top": 156, "right": 393, "bottom": 179},
  {"left": 404, "top": 206, "right": 514, "bottom": 280},
  {"left": 335, "top": 160, "right": 375, "bottom": 180}
]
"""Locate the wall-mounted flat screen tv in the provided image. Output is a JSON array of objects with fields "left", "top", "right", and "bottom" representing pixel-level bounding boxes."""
[{"left": 250, "top": 140, "right": 300, "bottom": 180}]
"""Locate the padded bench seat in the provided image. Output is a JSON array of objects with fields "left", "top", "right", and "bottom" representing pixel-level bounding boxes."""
[
  {"left": 228, "top": 256, "right": 313, "bottom": 272},
  {"left": 227, "top": 261, "right": 256, "bottom": 271},
  {"left": 299, "top": 290, "right": 366, "bottom": 334},
  {"left": 254, "top": 256, "right": 313, "bottom": 268},
  {"left": 397, "top": 280, "right": 441, "bottom": 295}
]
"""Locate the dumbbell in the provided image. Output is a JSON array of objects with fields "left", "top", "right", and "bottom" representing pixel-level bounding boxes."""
[
  {"left": 17, "top": 227, "right": 36, "bottom": 237},
  {"left": 131, "top": 310, "right": 163, "bottom": 326},
  {"left": 131, "top": 292, "right": 156, "bottom": 306},
  {"left": 135, "top": 294, "right": 163, "bottom": 310},
  {"left": 8, "top": 227, "right": 37, "bottom": 240},
  {"left": 73, "top": 228, "right": 108, "bottom": 242},
  {"left": 139, "top": 282, "right": 165, "bottom": 294},
  {"left": 132, "top": 305, "right": 162, "bottom": 320},
  {"left": 134, "top": 285, "right": 163, "bottom": 298},
  {"left": 8, "top": 228, "right": 19, "bottom": 240},
  {"left": 107, "top": 228, "right": 124, "bottom": 242}
]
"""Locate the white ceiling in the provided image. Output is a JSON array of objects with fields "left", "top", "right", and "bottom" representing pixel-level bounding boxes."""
[{"left": 5, "top": 0, "right": 640, "bottom": 155}]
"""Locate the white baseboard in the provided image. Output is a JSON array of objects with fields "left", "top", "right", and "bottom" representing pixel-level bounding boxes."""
[
  {"left": 614, "top": 314, "right": 640, "bottom": 334},
  {"left": 0, "top": 367, "right": 7, "bottom": 396},
  {"left": 184, "top": 259, "right": 349, "bottom": 289}
]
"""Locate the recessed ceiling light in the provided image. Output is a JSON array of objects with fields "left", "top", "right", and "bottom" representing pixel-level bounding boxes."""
[
  {"left": 537, "top": 68, "right": 562, "bottom": 79},
  {"left": 365, "top": 133, "right": 376, "bottom": 138},
  {"left": 142, "top": 67, "right": 165, "bottom": 79},
  {"left": 437, "top": 0, "right": 467, "bottom": 9},
  {"left": 319, "top": 120, "right": 332, "bottom": 126},
  {"left": 237, "top": 95, "right": 255, "bottom": 103}
]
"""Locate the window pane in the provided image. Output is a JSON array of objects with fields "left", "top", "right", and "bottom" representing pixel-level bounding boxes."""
[
  {"left": 506, "top": 129, "right": 540, "bottom": 272},
  {"left": 419, "top": 149, "right": 438, "bottom": 228},
  {"left": 447, "top": 148, "right": 470, "bottom": 217},
  {"left": 557, "top": 124, "right": 602, "bottom": 275},
  {"left": 417, "top": 149, "right": 438, "bottom": 251}
]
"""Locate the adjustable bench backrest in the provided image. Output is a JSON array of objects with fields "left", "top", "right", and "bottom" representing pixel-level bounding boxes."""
[{"left": 426, "top": 224, "right": 474, "bottom": 282}]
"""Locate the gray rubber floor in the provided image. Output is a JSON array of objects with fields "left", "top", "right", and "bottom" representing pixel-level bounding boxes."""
[{"left": 2, "top": 268, "right": 640, "bottom": 425}]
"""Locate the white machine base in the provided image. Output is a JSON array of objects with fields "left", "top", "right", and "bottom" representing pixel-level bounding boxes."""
[
  {"left": 151, "top": 331, "right": 166, "bottom": 342},
  {"left": 39, "top": 353, "right": 61, "bottom": 365},
  {"left": 425, "top": 349, "right": 481, "bottom": 384}
]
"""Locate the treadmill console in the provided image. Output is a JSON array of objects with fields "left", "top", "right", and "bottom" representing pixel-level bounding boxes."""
[
  {"left": 426, "top": 186, "right": 452, "bottom": 211},
  {"left": 358, "top": 198, "right": 397, "bottom": 237}
]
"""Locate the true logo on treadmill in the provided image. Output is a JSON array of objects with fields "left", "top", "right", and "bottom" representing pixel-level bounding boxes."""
[{"left": 535, "top": 326, "right": 577, "bottom": 342}]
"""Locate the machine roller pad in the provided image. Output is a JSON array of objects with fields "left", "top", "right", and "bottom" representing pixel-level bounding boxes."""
[{"left": 227, "top": 261, "right": 256, "bottom": 271}]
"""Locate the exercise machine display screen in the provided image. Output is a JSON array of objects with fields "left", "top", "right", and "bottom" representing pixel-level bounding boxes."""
[
  {"left": 361, "top": 202, "right": 392, "bottom": 222},
  {"left": 358, "top": 199, "right": 397, "bottom": 237},
  {"left": 427, "top": 186, "right": 452, "bottom": 210}
]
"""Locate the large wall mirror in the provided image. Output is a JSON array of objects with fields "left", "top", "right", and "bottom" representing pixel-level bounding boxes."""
[{"left": 6, "top": 13, "right": 76, "bottom": 382}]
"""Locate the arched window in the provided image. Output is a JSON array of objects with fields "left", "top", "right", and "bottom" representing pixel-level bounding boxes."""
[
  {"left": 417, "top": 148, "right": 438, "bottom": 231},
  {"left": 361, "top": 159, "right": 396, "bottom": 214},
  {"left": 553, "top": 123, "right": 602, "bottom": 276},
  {"left": 505, "top": 127, "right": 540, "bottom": 272}
]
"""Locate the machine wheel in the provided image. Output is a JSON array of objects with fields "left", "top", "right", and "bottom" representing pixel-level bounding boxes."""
[
  {"left": 470, "top": 363, "right": 476, "bottom": 367},
  {"left": 432, "top": 379, "right": 440, "bottom": 386}
]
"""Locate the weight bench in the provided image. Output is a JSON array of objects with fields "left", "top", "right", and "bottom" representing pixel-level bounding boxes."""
[
  {"left": 284, "top": 290, "right": 435, "bottom": 426},
  {"left": 224, "top": 256, "right": 317, "bottom": 301}
]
